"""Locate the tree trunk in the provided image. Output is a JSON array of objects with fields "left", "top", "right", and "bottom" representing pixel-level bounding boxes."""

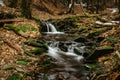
[
  {"left": 68, "top": 0, "right": 75, "bottom": 13},
  {"left": 20, "top": 0, "right": 32, "bottom": 19},
  {"left": 8, "top": 0, "right": 18, "bottom": 8},
  {"left": 118, "top": 0, "right": 120, "bottom": 13},
  {"left": 79, "top": 0, "right": 87, "bottom": 15}
]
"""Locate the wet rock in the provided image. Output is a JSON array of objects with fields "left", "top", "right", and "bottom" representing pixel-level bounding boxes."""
[
  {"left": 74, "top": 37, "right": 88, "bottom": 43},
  {"left": 74, "top": 48, "right": 82, "bottom": 55},
  {"left": 86, "top": 46, "right": 114, "bottom": 61},
  {"left": 25, "top": 41, "right": 48, "bottom": 50},
  {"left": 87, "top": 31, "right": 102, "bottom": 39},
  {"left": 96, "top": 36, "right": 105, "bottom": 42},
  {"left": 7, "top": 73, "right": 25, "bottom": 80},
  {"left": 85, "top": 42, "right": 96, "bottom": 46},
  {"left": 26, "top": 48, "right": 47, "bottom": 55},
  {"left": 59, "top": 45, "right": 68, "bottom": 52}
]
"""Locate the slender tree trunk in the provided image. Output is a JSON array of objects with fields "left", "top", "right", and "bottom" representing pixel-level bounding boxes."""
[
  {"left": 68, "top": 0, "right": 75, "bottom": 13},
  {"left": 96, "top": 0, "right": 100, "bottom": 14},
  {"left": 8, "top": 0, "right": 18, "bottom": 8},
  {"left": 118, "top": 0, "right": 120, "bottom": 13},
  {"left": 79, "top": 0, "right": 87, "bottom": 15},
  {"left": 20, "top": 0, "right": 32, "bottom": 19}
]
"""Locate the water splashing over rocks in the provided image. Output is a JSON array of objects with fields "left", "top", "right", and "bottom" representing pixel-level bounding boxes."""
[
  {"left": 39, "top": 22, "right": 90, "bottom": 80},
  {"left": 0, "top": 0, "right": 5, "bottom": 6}
]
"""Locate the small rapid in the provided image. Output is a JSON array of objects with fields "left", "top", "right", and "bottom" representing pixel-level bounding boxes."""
[
  {"left": 41, "top": 22, "right": 88, "bottom": 76},
  {"left": 39, "top": 21, "right": 90, "bottom": 80},
  {"left": 0, "top": 0, "right": 5, "bottom": 6},
  {"left": 46, "top": 41, "right": 84, "bottom": 63},
  {"left": 41, "top": 21, "right": 64, "bottom": 34}
]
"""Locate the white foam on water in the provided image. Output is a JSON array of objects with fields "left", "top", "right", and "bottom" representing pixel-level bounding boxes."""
[
  {"left": 0, "top": 0, "right": 5, "bottom": 6},
  {"left": 43, "top": 22, "right": 64, "bottom": 34}
]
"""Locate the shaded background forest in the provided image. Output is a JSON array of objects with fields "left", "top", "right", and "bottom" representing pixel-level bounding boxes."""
[{"left": 2, "top": 0, "right": 120, "bottom": 18}]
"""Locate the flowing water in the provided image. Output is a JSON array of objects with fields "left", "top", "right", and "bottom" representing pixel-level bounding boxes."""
[
  {"left": 0, "top": 0, "right": 5, "bottom": 6},
  {"left": 107, "top": 8, "right": 119, "bottom": 13},
  {"left": 42, "top": 22, "right": 64, "bottom": 34},
  {"left": 40, "top": 22, "right": 90, "bottom": 80},
  {"left": 42, "top": 22, "right": 85, "bottom": 63}
]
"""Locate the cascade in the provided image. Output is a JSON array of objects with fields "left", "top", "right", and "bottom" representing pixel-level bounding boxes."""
[
  {"left": 0, "top": 0, "right": 5, "bottom": 6},
  {"left": 42, "top": 22, "right": 85, "bottom": 62},
  {"left": 46, "top": 41, "right": 84, "bottom": 63},
  {"left": 41, "top": 22, "right": 64, "bottom": 34},
  {"left": 39, "top": 21, "right": 92, "bottom": 80}
]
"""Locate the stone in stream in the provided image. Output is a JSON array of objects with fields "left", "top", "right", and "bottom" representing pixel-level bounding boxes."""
[
  {"left": 96, "top": 36, "right": 105, "bottom": 42},
  {"left": 86, "top": 46, "right": 114, "bottom": 61},
  {"left": 74, "top": 37, "right": 88, "bottom": 43}
]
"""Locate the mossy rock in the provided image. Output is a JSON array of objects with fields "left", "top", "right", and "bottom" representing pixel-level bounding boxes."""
[
  {"left": 4, "top": 24, "right": 39, "bottom": 38},
  {"left": 105, "top": 36, "right": 119, "bottom": 44},
  {"left": 3, "top": 65, "right": 14, "bottom": 70},
  {"left": 54, "top": 17, "right": 78, "bottom": 32},
  {"left": 25, "top": 41, "right": 48, "bottom": 50},
  {"left": 17, "top": 58, "right": 32, "bottom": 62},
  {"left": 7, "top": 73, "right": 26, "bottom": 80},
  {"left": 86, "top": 46, "right": 114, "bottom": 60},
  {"left": 26, "top": 48, "right": 47, "bottom": 55},
  {"left": 60, "top": 45, "right": 68, "bottom": 52},
  {"left": 16, "top": 61, "right": 27, "bottom": 65},
  {"left": 87, "top": 31, "right": 102, "bottom": 39},
  {"left": 74, "top": 37, "right": 88, "bottom": 43}
]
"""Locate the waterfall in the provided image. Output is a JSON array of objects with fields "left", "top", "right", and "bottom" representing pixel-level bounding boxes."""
[
  {"left": 42, "top": 22, "right": 64, "bottom": 34},
  {"left": 47, "top": 22, "right": 58, "bottom": 32},
  {"left": 0, "top": 0, "right": 5, "bottom": 6},
  {"left": 46, "top": 41, "right": 84, "bottom": 62},
  {"left": 107, "top": 8, "right": 119, "bottom": 13}
]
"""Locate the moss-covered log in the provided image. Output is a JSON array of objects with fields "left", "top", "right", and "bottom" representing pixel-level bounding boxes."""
[
  {"left": 24, "top": 41, "right": 48, "bottom": 50},
  {"left": 26, "top": 48, "right": 47, "bottom": 55}
]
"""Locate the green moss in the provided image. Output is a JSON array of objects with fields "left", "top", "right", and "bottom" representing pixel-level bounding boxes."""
[
  {"left": 4, "top": 24, "right": 20, "bottom": 33},
  {"left": 54, "top": 17, "right": 78, "bottom": 31},
  {"left": 26, "top": 48, "right": 47, "bottom": 55},
  {"left": 16, "top": 61, "right": 27, "bottom": 65},
  {"left": 7, "top": 73, "right": 26, "bottom": 80},
  {"left": 105, "top": 36, "right": 119, "bottom": 43},
  {"left": 17, "top": 25, "right": 37, "bottom": 32},
  {"left": 4, "top": 24, "right": 37, "bottom": 33},
  {"left": 42, "top": 59, "right": 51, "bottom": 67},
  {"left": 17, "top": 58, "right": 32, "bottom": 62},
  {"left": 3, "top": 65, "right": 14, "bottom": 70},
  {"left": 87, "top": 31, "right": 102, "bottom": 38},
  {"left": 25, "top": 41, "right": 48, "bottom": 50},
  {"left": 85, "top": 63, "right": 96, "bottom": 69}
]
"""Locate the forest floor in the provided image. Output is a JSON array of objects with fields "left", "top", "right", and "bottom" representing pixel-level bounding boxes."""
[{"left": 0, "top": 5, "right": 120, "bottom": 80}]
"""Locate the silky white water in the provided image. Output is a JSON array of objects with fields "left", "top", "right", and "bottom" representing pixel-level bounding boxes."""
[
  {"left": 0, "top": 0, "right": 5, "bottom": 6},
  {"left": 46, "top": 41, "right": 84, "bottom": 63},
  {"left": 43, "top": 22, "right": 64, "bottom": 34}
]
